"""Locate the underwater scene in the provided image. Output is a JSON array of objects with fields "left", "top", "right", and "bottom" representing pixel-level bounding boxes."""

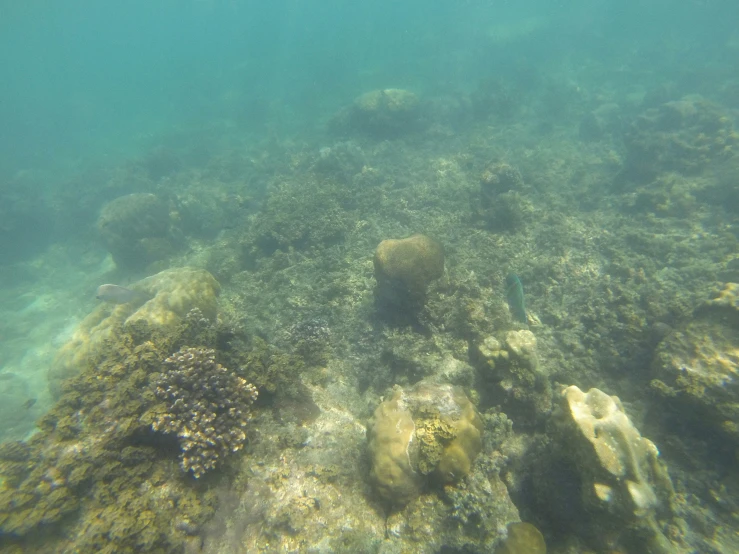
[{"left": 1, "top": 0, "right": 739, "bottom": 552}]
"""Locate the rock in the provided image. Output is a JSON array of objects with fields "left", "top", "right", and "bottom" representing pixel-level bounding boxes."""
[
  {"left": 49, "top": 268, "right": 220, "bottom": 397},
  {"left": 373, "top": 234, "right": 444, "bottom": 318}
]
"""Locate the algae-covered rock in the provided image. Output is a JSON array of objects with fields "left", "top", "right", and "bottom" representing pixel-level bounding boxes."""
[
  {"left": 373, "top": 234, "right": 444, "bottom": 318},
  {"left": 560, "top": 386, "right": 672, "bottom": 517},
  {"left": 651, "top": 282, "right": 739, "bottom": 442},
  {"left": 97, "top": 192, "right": 178, "bottom": 270},
  {"left": 49, "top": 267, "right": 220, "bottom": 397},
  {"left": 368, "top": 382, "right": 482, "bottom": 506}
]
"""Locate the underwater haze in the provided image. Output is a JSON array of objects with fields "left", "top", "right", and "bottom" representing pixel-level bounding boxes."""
[{"left": 1, "top": 0, "right": 739, "bottom": 552}]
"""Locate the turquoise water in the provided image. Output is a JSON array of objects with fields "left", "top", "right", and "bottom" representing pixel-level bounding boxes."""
[{"left": 1, "top": 1, "right": 739, "bottom": 552}]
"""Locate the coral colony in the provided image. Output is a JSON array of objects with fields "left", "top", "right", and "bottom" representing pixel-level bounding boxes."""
[{"left": 152, "top": 347, "right": 258, "bottom": 478}]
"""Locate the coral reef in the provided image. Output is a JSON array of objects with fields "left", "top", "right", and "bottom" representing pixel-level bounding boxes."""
[
  {"left": 472, "top": 330, "right": 552, "bottom": 426},
  {"left": 97, "top": 192, "right": 180, "bottom": 270},
  {"left": 477, "top": 163, "right": 532, "bottom": 231},
  {"left": 335, "top": 88, "right": 422, "bottom": 138},
  {"left": 620, "top": 94, "right": 738, "bottom": 183},
  {"left": 150, "top": 347, "right": 258, "bottom": 478},
  {"left": 373, "top": 234, "right": 445, "bottom": 318},
  {"left": 368, "top": 381, "right": 482, "bottom": 506},
  {"left": 284, "top": 317, "right": 332, "bottom": 366},
  {"left": 0, "top": 323, "right": 218, "bottom": 552},
  {"left": 578, "top": 102, "right": 623, "bottom": 142},
  {"left": 49, "top": 267, "right": 220, "bottom": 397},
  {"left": 480, "top": 163, "right": 524, "bottom": 198},
  {"left": 650, "top": 282, "right": 739, "bottom": 443},
  {"left": 311, "top": 140, "right": 367, "bottom": 181},
  {"left": 535, "top": 386, "right": 677, "bottom": 553},
  {"left": 246, "top": 175, "right": 354, "bottom": 255}
]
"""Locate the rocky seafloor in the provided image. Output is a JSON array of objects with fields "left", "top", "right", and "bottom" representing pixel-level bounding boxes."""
[{"left": 1, "top": 79, "right": 738, "bottom": 554}]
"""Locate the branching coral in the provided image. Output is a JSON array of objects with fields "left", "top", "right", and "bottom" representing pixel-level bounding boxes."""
[{"left": 152, "top": 347, "right": 258, "bottom": 478}]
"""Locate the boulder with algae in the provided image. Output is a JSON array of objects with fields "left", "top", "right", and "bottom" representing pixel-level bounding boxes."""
[
  {"left": 538, "top": 385, "right": 677, "bottom": 553},
  {"left": 368, "top": 381, "right": 483, "bottom": 507},
  {"left": 651, "top": 282, "right": 739, "bottom": 442},
  {"left": 49, "top": 267, "right": 220, "bottom": 397}
]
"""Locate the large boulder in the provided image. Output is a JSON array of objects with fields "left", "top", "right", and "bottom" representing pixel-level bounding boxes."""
[{"left": 333, "top": 88, "right": 422, "bottom": 138}]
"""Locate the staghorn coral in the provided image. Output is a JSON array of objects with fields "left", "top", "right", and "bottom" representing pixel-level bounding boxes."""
[{"left": 151, "top": 347, "right": 258, "bottom": 478}]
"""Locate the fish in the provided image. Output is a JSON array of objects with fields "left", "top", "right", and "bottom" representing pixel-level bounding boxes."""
[
  {"left": 23, "top": 398, "right": 36, "bottom": 409},
  {"left": 505, "top": 273, "right": 528, "bottom": 325},
  {"left": 0, "top": 372, "right": 16, "bottom": 381},
  {"left": 95, "top": 284, "right": 149, "bottom": 304}
]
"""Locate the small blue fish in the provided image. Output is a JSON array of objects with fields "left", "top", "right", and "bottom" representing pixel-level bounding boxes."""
[{"left": 506, "top": 273, "right": 527, "bottom": 325}]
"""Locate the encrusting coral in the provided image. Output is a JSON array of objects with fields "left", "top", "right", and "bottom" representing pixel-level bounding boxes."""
[{"left": 151, "top": 347, "right": 258, "bottom": 478}]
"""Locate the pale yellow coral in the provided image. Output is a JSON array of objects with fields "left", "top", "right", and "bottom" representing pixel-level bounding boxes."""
[{"left": 49, "top": 268, "right": 220, "bottom": 397}]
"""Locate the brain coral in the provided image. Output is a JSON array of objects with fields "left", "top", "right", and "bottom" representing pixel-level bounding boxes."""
[
  {"left": 373, "top": 234, "right": 444, "bottom": 317},
  {"left": 368, "top": 382, "right": 482, "bottom": 506}
]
